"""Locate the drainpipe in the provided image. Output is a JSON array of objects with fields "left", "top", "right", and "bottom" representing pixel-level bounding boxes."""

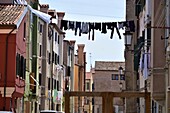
[{"left": 3, "top": 26, "right": 17, "bottom": 111}]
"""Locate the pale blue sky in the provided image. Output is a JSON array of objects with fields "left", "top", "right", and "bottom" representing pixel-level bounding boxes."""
[{"left": 39, "top": 0, "right": 126, "bottom": 71}]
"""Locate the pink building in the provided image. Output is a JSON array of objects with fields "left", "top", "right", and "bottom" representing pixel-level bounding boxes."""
[{"left": 0, "top": 4, "right": 28, "bottom": 111}]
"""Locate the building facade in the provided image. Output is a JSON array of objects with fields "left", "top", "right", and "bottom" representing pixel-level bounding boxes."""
[
  {"left": 73, "top": 44, "right": 86, "bottom": 113},
  {"left": 63, "top": 40, "right": 76, "bottom": 113},
  {"left": 0, "top": 4, "right": 28, "bottom": 112},
  {"left": 126, "top": 0, "right": 170, "bottom": 113},
  {"left": 84, "top": 72, "right": 93, "bottom": 113},
  {"left": 93, "top": 61, "right": 125, "bottom": 113},
  {"left": 0, "top": 0, "right": 66, "bottom": 112}
]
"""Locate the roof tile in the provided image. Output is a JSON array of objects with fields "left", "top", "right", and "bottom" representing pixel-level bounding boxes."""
[{"left": 0, "top": 5, "right": 25, "bottom": 26}]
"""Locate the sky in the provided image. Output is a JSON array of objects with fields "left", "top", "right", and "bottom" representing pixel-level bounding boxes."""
[{"left": 39, "top": 0, "right": 126, "bottom": 71}]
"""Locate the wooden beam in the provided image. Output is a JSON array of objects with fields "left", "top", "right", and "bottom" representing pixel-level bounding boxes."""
[
  {"left": 64, "top": 91, "right": 151, "bottom": 113},
  {"left": 113, "top": 92, "right": 150, "bottom": 98},
  {"left": 66, "top": 91, "right": 150, "bottom": 98},
  {"left": 145, "top": 93, "right": 151, "bottom": 113},
  {"left": 67, "top": 91, "right": 103, "bottom": 97},
  {"left": 65, "top": 92, "right": 70, "bottom": 113},
  {"left": 102, "top": 92, "right": 113, "bottom": 113}
]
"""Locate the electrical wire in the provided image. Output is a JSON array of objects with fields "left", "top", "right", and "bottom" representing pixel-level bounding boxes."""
[{"left": 65, "top": 12, "right": 125, "bottom": 19}]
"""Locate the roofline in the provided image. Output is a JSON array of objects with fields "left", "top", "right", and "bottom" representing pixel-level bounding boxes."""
[
  {"left": 0, "top": 25, "right": 17, "bottom": 29},
  {"left": 16, "top": 5, "right": 28, "bottom": 28},
  {"left": 50, "top": 23, "right": 65, "bottom": 34}
]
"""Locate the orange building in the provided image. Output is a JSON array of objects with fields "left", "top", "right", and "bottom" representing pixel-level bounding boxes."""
[{"left": 74, "top": 44, "right": 86, "bottom": 113}]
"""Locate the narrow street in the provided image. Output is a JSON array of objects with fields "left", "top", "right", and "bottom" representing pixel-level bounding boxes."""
[{"left": 0, "top": 0, "right": 170, "bottom": 113}]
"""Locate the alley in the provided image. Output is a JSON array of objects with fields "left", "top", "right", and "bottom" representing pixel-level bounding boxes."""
[{"left": 0, "top": 0, "right": 170, "bottom": 113}]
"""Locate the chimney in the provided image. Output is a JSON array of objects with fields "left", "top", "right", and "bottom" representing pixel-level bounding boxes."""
[
  {"left": 57, "top": 12, "right": 65, "bottom": 28},
  {"left": 69, "top": 40, "right": 76, "bottom": 47},
  {"left": 40, "top": 4, "right": 49, "bottom": 14},
  {"left": 77, "top": 44, "right": 85, "bottom": 65},
  {"left": 48, "top": 9, "right": 57, "bottom": 19}
]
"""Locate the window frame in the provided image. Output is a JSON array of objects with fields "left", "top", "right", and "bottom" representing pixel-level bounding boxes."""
[{"left": 111, "top": 74, "right": 119, "bottom": 80}]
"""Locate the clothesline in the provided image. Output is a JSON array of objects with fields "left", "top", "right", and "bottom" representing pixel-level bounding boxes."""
[{"left": 60, "top": 19, "right": 135, "bottom": 41}]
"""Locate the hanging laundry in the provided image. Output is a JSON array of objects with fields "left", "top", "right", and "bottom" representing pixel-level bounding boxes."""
[
  {"left": 118, "top": 22, "right": 125, "bottom": 29},
  {"left": 143, "top": 52, "right": 148, "bottom": 80},
  {"left": 81, "top": 22, "right": 89, "bottom": 34},
  {"left": 125, "top": 20, "right": 135, "bottom": 32},
  {"left": 94, "top": 22, "right": 101, "bottom": 31},
  {"left": 60, "top": 20, "right": 68, "bottom": 30},
  {"left": 107, "top": 22, "right": 121, "bottom": 39},
  {"left": 75, "top": 21, "right": 82, "bottom": 36},
  {"left": 147, "top": 49, "right": 151, "bottom": 69},
  {"left": 88, "top": 22, "right": 95, "bottom": 40},
  {"left": 139, "top": 52, "right": 144, "bottom": 72},
  {"left": 68, "top": 21, "right": 75, "bottom": 30},
  {"left": 60, "top": 19, "right": 136, "bottom": 41},
  {"left": 101, "top": 22, "right": 107, "bottom": 34}
]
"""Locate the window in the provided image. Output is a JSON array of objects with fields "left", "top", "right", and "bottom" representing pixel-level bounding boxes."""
[
  {"left": 112, "top": 74, "right": 119, "bottom": 80},
  {"left": 92, "top": 83, "right": 95, "bottom": 91},
  {"left": 48, "top": 52, "right": 51, "bottom": 64},
  {"left": 16, "top": 54, "right": 25, "bottom": 78},
  {"left": 54, "top": 79, "right": 57, "bottom": 89},
  {"left": 120, "top": 74, "right": 125, "bottom": 80},
  {"left": 97, "top": 108, "right": 99, "bottom": 113},
  {"left": 57, "top": 55, "right": 60, "bottom": 64},
  {"left": 23, "top": 59, "right": 26, "bottom": 79},
  {"left": 48, "top": 26, "right": 52, "bottom": 40},
  {"left": 18, "top": 54, "right": 21, "bottom": 76},
  {"left": 84, "top": 97, "right": 90, "bottom": 105},
  {"left": 52, "top": 51, "right": 54, "bottom": 63},
  {"left": 48, "top": 78, "right": 50, "bottom": 90},
  {"left": 67, "top": 66, "right": 70, "bottom": 76},
  {"left": 71, "top": 52, "right": 73, "bottom": 61},
  {"left": 92, "top": 98, "right": 94, "bottom": 105},
  {"left": 55, "top": 53, "right": 57, "bottom": 65},
  {"left": 68, "top": 47, "right": 71, "bottom": 56},
  {"left": 39, "top": 45, "right": 42, "bottom": 57},
  {"left": 23, "top": 22, "right": 26, "bottom": 40},
  {"left": 55, "top": 32, "right": 57, "bottom": 42},
  {"left": 86, "top": 82, "right": 90, "bottom": 90},
  {"left": 57, "top": 80, "right": 59, "bottom": 91},
  {"left": 39, "top": 23, "right": 43, "bottom": 33},
  {"left": 20, "top": 56, "right": 24, "bottom": 78},
  {"left": 39, "top": 73, "right": 42, "bottom": 85},
  {"left": 58, "top": 35, "right": 60, "bottom": 44},
  {"left": 16, "top": 53, "right": 19, "bottom": 75}
]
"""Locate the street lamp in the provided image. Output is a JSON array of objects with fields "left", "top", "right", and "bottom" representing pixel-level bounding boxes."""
[{"left": 123, "top": 31, "right": 133, "bottom": 47}]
